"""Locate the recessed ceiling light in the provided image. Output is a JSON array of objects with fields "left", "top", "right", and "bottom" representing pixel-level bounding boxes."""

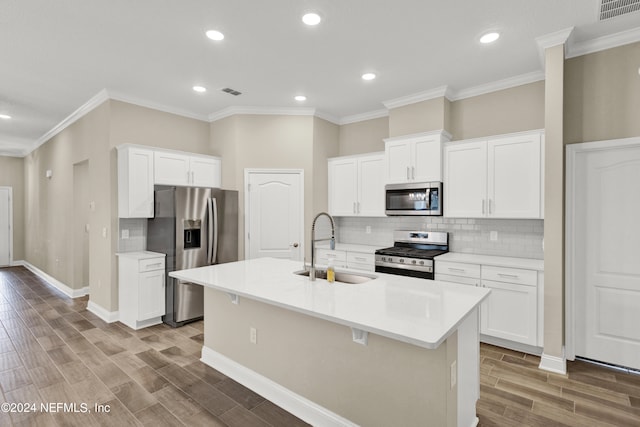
[
  {"left": 206, "top": 30, "right": 225, "bottom": 41},
  {"left": 302, "top": 13, "right": 321, "bottom": 26},
  {"left": 0, "top": 114, "right": 11, "bottom": 120},
  {"left": 193, "top": 86, "right": 207, "bottom": 93},
  {"left": 362, "top": 73, "right": 376, "bottom": 81},
  {"left": 480, "top": 32, "right": 500, "bottom": 44},
  {"left": 294, "top": 95, "right": 307, "bottom": 101}
]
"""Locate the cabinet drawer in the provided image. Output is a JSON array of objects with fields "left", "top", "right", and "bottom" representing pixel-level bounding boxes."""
[
  {"left": 348, "top": 262, "right": 375, "bottom": 272},
  {"left": 435, "top": 273, "right": 480, "bottom": 286},
  {"left": 316, "top": 249, "right": 346, "bottom": 262},
  {"left": 435, "top": 261, "right": 480, "bottom": 279},
  {"left": 139, "top": 257, "right": 165, "bottom": 272},
  {"left": 482, "top": 265, "right": 536, "bottom": 286},
  {"left": 347, "top": 252, "right": 374, "bottom": 266}
]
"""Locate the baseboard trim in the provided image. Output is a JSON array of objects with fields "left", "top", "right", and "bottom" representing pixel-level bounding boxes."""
[
  {"left": 539, "top": 349, "right": 567, "bottom": 375},
  {"left": 87, "top": 301, "right": 119, "bottom": 324},
  {"left": 200, "top": 345, "right": 357, "bottom": 427},
  {"left": 20, "top": 261, "right": 89, "bottom": 298}
]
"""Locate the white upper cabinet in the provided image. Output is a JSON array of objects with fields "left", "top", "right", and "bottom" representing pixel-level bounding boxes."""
[
  {"left": 384, "top": 130, "right": 451, "bottom": 184},
  {"left": 444, "top": 130, "right": 543, "bottom": 219},
  {"left": 117, "top": 146, "right": 155, "bottom": 218},
  {"left": 328, "top": 153, "right": 385, "bottom": 217},
  {"left": 154, "top": 151, "right": 221, "bottom": 188}
]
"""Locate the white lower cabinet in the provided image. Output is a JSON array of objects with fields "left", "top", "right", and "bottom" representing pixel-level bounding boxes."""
[
  {"left": 315, "top": 248, "right": 376, "bottom": 272},
  {"left": 118, "top": 252, "right": 166, "bottom": 330},
  {"left": 435, "top": 258, "right": 541, "bottom": 349},
  {"left": 315, "top": 249, "right": 347, "bottom": 269}
]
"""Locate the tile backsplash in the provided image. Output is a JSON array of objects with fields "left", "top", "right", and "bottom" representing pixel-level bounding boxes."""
[
  {"left": 117, "top": 218, "right": 147, "bottom": 253},
  {"left": 336, "top": 216, "right": 544, "bottom": 260}
]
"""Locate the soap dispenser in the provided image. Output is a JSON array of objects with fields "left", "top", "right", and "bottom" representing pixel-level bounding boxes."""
[{"left": 327, "top": 258, "right": 335, "bottom": 283}]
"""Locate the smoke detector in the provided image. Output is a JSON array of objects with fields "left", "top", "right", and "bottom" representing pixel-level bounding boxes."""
[
  {"left": 599, "top": 0, "right": 640, "bottom": 20},
  {"left": 221, "top": 87, "right": 242, "bottom": 96}
]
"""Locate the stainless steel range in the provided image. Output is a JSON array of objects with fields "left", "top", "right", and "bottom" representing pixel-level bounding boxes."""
[{"left": 375, "top": 231, "right": 449, "bottom": 279}]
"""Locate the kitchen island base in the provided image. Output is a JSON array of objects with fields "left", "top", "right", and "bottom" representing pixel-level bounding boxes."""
[{"left": 201, "top": 287, "right": 480, "bottom": 427}]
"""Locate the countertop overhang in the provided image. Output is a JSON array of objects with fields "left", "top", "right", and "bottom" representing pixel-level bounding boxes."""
[{"left": 170, "top": 258, "right": 490, "bottom": 349}]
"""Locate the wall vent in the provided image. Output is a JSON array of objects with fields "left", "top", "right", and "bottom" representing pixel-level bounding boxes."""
[
  {"left": 599, "top": 0, "right": 640, "bottom": 20},
  {"left": 221, "top": 87, "right": 242, "bottom": 96}
]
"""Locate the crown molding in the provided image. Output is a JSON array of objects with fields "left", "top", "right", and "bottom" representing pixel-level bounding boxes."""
[
  {"left": 536, "top": 27, "right": 575, "bottom": 66},
  {"left": 313, "top": 110, "right": 341, "bottom": 125},
  {"left": 567, "top": 26, "right": 640, "bottom": 58},
  {"left": 339, "top": 109, "right": 388, "bottom": 125},
  {"left": 383, "top": 86, "right": 453, "bottom": 109},
  {"left": 107, "top": 90, "right": 210, "bottom": 122},
  {"left": 449, "top": 71, "right": 546, "bottom": 101},
  {"left": 208, "top": 106, "right": 319, "bottom": 123}
]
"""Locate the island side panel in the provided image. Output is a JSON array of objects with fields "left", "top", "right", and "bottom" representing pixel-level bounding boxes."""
[{"left": 202, "top": 287, "right": 458, "bottom": 427}]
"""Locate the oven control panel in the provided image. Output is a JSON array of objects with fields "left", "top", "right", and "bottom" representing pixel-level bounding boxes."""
[{"left": 374, "top": 255, "right": 433, "bottom": 273}]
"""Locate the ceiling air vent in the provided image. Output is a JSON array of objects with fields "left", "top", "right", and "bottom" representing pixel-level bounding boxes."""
[
  {"left": 221, "top": 87, "right": 242, "bottom": 96},
  {"left": 599, "top": 0, "right": 640, "bottom": 20}
]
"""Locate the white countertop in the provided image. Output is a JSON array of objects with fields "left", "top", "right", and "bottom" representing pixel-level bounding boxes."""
[
  {"left": 316, "top": 243, "right": 382, "bottom": 253},
  {"left": 170, "top": 258, "right": 490, "bottom": 350},
  {"left": 116, "top": 251, "right": 166, "bottom": 260},
  {"left": 435, "top": 252, "right": 544, "bottom": 271}
]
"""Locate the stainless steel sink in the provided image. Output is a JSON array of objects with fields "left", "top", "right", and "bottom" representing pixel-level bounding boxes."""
[{"left": 294, "top": 269, "right": 376, "bottom": 284}]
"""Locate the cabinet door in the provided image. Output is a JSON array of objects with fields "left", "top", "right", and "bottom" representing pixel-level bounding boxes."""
[
  {"left": 119, "top": 148, "right": 154, "bottom": 218},
  {"left": 385, "top": 141, "right": 412, "bottom": 184},
  {"left": 328, "top": 159, "right": 358, "bottom": 216},
  {"left": 480, "top": 279, "right": 537, "bottom": 345},
  {"left": 488, "top": 134, "right": 541, "bottom": 218},
  {"left": 357, "top": 155, "right": 385, "bottom": 216},
  {"left": 154, "top": 152, "right": 190, "bottom": 185},
  {"left": 190, "top": 156, "right": 221, "bottom": 188},
  {"left": 138, "top": 270, "right": 165, "bottom": 320},
  {"left": 414, "top": 137, "right": 441, "bottom": 182},
  {"left": 444, "top": 141, "right": 487, "bottom": 217}
]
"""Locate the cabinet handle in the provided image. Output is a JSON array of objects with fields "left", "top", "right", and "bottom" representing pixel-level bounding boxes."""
[
  {"left": 489, "top": 199, "right": 492, "bottom": 214},
  {"left": 498, "top": 273, "right": 519, "bottom": 279},
  {"left": 406, "top": 167, "right": 410, "bottom": 180},
  {"left": 355, "top": 256, "right": 367, "bottom": 261},
  {"left": 357, "top": 201, "right": 360, "bottom": 213},
  {"left": 482, "top": 200, "right": 485, "bottom": 215},
  {"left": 353, "top": 202, "right": 357, "bottom": 214},
  {"left": 412, "top": 166, "right": 415, "bottom": 180},
  {"left": 448, "top": 267, "right": 466, "bottom": 272}
]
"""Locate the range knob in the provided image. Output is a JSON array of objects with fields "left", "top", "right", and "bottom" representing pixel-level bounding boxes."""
[
  {"left": 411, "top": 260, "right": 417, "bottom": 265},
  {"left": 419, "top": 260, "right": 425, "bottom": 265},
  {"left": 399, "top": 258, "right": 404, "bottom": 263},
  {"left": 381, "top": 257, "right": 386, "bottom": 262}
]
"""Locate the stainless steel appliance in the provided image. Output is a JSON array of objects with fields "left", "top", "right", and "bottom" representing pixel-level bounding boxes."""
[
  {"left": 385, "top": 182, "right": 443, "bottom": 216},
  {"left": 147, "top": 186, "right": 238, "bottom": 327},
  {"left": 375, "top": 231, "right": 448, "bottom": 279}
]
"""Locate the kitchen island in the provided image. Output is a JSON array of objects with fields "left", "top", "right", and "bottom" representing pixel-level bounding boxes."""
[{"left": 170, "top": 258, "right": 490, "bottom": 427}]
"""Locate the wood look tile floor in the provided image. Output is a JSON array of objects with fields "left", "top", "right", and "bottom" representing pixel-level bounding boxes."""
[
  {"left": 0, "top": 267, "right": 309, "bottom": 427},
  {"left": 2, "top": 266, "right": 640, "bottom": 426}
]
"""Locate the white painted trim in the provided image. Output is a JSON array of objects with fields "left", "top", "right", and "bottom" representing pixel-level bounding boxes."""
[
  {"left": 0, "top": 187, "right": 13, "bottom": 267},
  {"left": 313, "top": 110, "right": 341, "bottom": 125},
  {"left": 108, "top": 90, "right": 210, "bottom": 122},
  {"left": 208, "top": 106, "right": 319, "bottom": 123},
  {"left": 383, "top": 85, "right": 452, "bottom": 109},
  {"left": 201, "top": 345, "right": 358, "bottom": 427},
  {"left": 384, "top": 129, "right": 452, "bottom": 144},
  {"left": 565, "top": 136, "right": 640, "bottom": 363},
  {"left": 449, "top": 71, "right": 546, "bottom": 101},
  {"left": 339, "top": 109, "right": 388, "bottom": 125},
  {"left": 535, "top": 27, "right": 575, "bottom": 66},
  {"left": 32, "top": 89, "right": 110, "bottom": 153},
  {"left": 568, "top": 26, "right": 640, "bottom": 59},
  {"left": 539, "top": 349, "right": 567, "bottom": 375},
  {"left": 87, "top": 300, "right": 119, "bottom": 323},
  {"left": 21, "top": 261, "right": 89, "bottom": 298},
  {"left": 244, "top": 169, "right": 305, "bottom": 262}
]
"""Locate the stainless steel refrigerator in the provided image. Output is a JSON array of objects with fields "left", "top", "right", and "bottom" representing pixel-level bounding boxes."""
[{"left": 147, "top": 186, "right": 238, "bottom": 327}]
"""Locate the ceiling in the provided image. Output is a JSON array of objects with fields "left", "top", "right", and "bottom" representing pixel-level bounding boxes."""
[{"left": 1, "top": 0, "right": 639, "bottom": 156}]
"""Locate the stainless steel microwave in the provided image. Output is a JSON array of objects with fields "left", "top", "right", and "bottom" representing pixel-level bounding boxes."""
[{"left": 385, "top": 182, "right": 443, "bottom": 216}]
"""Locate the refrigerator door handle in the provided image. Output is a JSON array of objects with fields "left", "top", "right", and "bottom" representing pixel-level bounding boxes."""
[{"left": 207, "top": 197, "right": 219, "bottom": 264}]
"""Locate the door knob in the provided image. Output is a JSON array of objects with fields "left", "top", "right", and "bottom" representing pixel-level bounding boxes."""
[{"left": 291, "top": 243, "right": 299, "bottom": 248}]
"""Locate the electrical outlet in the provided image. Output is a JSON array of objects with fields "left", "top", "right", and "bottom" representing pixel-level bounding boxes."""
[
  {"left": 249, "top": 327, "right": 257, "bottom": 344},
  {"left": 102, "top": 227, "right": 108, "bottom": 238},
  {"left": 490, "top": 230, "right": 498, "bottom": 241},
  {"left": 450, "top": 360, "right": 457, "bottom": 389},
  {"left": 365, "top": 226, "right": 372, "bottom": 234}
]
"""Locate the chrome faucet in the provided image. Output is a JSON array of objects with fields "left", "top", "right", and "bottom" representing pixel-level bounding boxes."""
[{"left": 310, "top": 212, "right": 335, "bottom": 281}]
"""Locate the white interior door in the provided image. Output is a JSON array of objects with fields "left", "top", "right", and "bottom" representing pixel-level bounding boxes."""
[
  {"left": 0, "top": 187, "right": 11, "bottom": 267},
  {"left": 572, "top": 141, "right": 640, "bottom": 370},
  {"left": 246, "top": 170, "right": 303, "bottom": 261}
]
